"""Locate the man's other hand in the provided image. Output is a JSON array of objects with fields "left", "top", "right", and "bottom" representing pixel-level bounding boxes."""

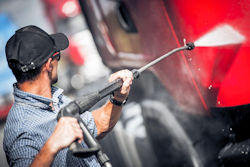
[
  {"left": 47, "top": 117, "right": 83, "bottom": 154},
  {"left": 108, "top": 69, "right": 134, "bottom": 102}
]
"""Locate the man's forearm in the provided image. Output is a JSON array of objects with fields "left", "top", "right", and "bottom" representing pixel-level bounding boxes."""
[
  {"left": 30, "top": 117, "right": 84, "bottom": 167},
  {"left": 30, "top": 138, "right": 57, "bottom": 167},
  {"left": 93, "top": 69, "right": 133, "bottom": 138},
  {"left": 92, "top": 100, "right": 122, "bottom": 138}
]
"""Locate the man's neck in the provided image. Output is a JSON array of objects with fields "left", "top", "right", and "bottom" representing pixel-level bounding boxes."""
[{"left": 18, "top": 78, "right": 52, "bottom": 99}]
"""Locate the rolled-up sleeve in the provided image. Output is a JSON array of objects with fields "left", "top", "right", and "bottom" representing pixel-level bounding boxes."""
[{"left": 5, "top": 132, "right": 39, "bottom": 167}]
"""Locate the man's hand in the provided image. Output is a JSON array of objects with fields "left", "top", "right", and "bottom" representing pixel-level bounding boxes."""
[
  {"left": 31, "top": 117, "right": 83, "bottom": 167},
  {"left": 48, "top": 117, "right": 83, "bottom": 154},
  {"left": 108, "top": 69, "right": 134, "bottom": 102}
]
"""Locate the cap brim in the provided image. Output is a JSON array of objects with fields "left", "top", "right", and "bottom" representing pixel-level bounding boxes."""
[{"left": 50, "top": 33, "right": 69, "bottom": 51}]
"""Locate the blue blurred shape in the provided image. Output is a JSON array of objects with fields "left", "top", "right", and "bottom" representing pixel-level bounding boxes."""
[{"left": 0, "top": 13, "right": 17, "bottom": 96}]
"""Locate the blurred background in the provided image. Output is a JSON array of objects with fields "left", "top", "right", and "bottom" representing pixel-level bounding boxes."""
[{"left": 0, "top": 0, "right": 110, "bottom": 166}]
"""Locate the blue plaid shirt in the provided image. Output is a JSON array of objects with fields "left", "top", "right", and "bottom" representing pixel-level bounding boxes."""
[{"left": 3, "top": 83, "right": 100, "bottom": 167}]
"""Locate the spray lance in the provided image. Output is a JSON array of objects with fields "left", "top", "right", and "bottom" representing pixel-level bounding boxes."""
[{"left": 57, "top": 42, "right": 195, "bottom": 167}]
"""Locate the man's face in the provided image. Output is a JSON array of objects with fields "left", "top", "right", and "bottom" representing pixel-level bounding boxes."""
[
  {"left": 50, "top": 52, "right": 60, "bottom": 85},
  {"left": 51, "top": 59, "right": 58, "bottom": 84}
]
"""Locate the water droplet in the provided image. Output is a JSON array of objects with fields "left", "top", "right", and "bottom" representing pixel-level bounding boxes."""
[
  {"left": 188, "top": 58, "right": 192, "bottom": 62},
  {"left": 245, "top": 152, "right": 248, "bottom": 155},
  {"left": 218, "top": 101, "right": 221, "bottom": 105},
  {"left": 198, "top": 68, "right": 201, "bottom": 71},
  {"left": 208, "top": 85, "right": 212, "bottom": 90},
  {"left": 241, "top": 151, "right": 245, "bottom": 154},
  {"left": 183, "top": 38, "right": 186, "bottom": 45}
]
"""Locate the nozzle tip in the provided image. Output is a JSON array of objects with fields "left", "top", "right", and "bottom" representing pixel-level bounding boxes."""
[{"left": 186, "top": 42, "right": 195, "bottom": 50}]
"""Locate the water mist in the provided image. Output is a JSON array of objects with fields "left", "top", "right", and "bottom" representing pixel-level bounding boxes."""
[{"left": 194, "top": 24, "right": 245, "bottom": 47}]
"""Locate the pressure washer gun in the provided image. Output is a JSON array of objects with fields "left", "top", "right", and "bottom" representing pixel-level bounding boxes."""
[{"left": 57, "top": 42, "right": 195, "bottom": 167}]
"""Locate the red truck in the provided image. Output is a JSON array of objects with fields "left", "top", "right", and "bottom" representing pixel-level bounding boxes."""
[{"left": 78, "top": 0, "right": 250, "bottom": 166}]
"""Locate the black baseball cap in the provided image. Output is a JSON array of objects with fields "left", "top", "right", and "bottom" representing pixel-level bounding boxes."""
[{"left": 5, "top": 25, "right": 69, "bottom": 72}]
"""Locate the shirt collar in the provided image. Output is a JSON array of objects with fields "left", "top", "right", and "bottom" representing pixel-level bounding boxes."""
[{"left": 13, "top": 83, "right": 64, "bottom": 110}]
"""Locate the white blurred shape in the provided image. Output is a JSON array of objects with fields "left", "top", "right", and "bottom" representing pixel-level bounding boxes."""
[
  {"left": 195, "top": 24, "right": 245, "bottom": 47},
  {"left": 71, "top": 30, "right": 110, "bottom": 83},
  {"left": 62, "top": 1, "right": 78, "bottom": 17}
]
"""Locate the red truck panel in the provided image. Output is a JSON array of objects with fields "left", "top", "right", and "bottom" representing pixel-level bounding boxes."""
[{"left": 82, "top": 0, "right": 250, "bottom": 113}]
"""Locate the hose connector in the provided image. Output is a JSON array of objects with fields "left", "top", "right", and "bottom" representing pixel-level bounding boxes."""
[{"left": 186, "top": 42, "right": 195, "bottom": 50}]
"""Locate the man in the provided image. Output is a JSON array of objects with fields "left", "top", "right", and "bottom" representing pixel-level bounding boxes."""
[{"left": 3, "top": 25, "right": 133, "bottom": 167}]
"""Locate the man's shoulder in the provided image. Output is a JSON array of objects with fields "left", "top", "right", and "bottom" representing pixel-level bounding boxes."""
[
  {"left": 5, "top": 103, "right": 33, "bottom": 128},
  {"left": 7, "top": 101, "right": 37, "bottom": 117},
  {"left": 5, "top": 102, "right": 45, "bottom": 130}
]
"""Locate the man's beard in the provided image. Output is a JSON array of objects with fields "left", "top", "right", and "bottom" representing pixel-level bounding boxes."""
[{"left": 51, "top": 75, "right": 58, "bottom": 85}]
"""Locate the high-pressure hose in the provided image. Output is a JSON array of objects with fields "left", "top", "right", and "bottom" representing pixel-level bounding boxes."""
[
  {"left": 57, "top": 42, "right": 195, "bottom": 167},
  {"left": 135, "top": 42, "right": 195, "bottom": 78}
]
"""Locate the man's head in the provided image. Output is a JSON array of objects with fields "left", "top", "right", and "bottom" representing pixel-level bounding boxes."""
[{"left": 5, "top": 25, "right": 69, "bottom": 84}]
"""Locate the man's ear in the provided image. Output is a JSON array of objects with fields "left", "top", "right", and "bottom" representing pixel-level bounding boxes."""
[{"left": 43, "top": 58, "right": 53, "bottom": 72}]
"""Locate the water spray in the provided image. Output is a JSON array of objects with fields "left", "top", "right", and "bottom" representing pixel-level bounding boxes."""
[
  {"left": 194, "top": 24, "right": 245, "bottom": 47},
  {"left": 56, "top": 42, "right": 195, "bottom": 167}
]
